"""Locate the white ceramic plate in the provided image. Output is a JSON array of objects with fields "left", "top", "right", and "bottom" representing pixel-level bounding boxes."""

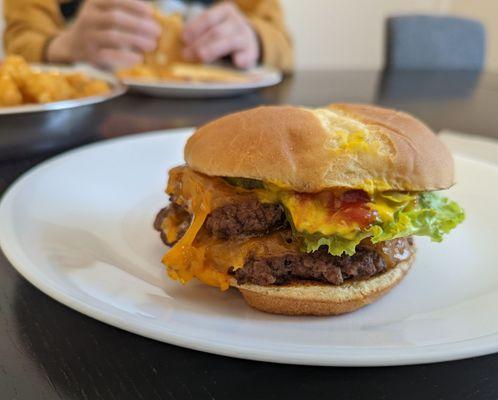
[
  {"left": 0, "top": 129, "right": 497, "bottom": 366},
  {"left": 121, "top": 66, "right": 282, "bottom": 98},
  {"left": 440, "top": 130, "right": 498, "bottom": 166},
  {"left": 0, "top": 64, "right": 126, "bottom": 115}
]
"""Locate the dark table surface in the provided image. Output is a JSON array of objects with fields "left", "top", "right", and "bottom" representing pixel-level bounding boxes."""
[{"left": 1, "top": 69, "right": 498, "bottom": 400}]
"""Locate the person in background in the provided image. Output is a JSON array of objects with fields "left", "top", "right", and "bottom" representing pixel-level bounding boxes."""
[{"left": 3, "top": 0, "right": 293, "bottom": 72}]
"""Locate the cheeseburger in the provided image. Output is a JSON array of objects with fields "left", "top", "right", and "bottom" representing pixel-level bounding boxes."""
[{"left": 154, "top": 104, "right": 464, "bottom": 315}]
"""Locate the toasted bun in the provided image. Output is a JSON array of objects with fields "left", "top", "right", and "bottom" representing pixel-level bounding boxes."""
[
  {"left": 230, "top": 255, "right": 414, "bottom": 316},
  {"left": 185, "top": 104, "right": 454, "bottom": 192}
]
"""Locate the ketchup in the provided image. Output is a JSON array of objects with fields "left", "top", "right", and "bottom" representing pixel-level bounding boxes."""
[{"left": 326, "top": 190, "right": 376, "bottom": 228}]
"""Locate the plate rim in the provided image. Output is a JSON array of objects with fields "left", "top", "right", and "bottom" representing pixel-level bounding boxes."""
[
  {"left": 120, "top": 66, "right": 282, "bottom": 91},
  {"left": 1, "top": 129, "right": 498, "bottom": 366}
]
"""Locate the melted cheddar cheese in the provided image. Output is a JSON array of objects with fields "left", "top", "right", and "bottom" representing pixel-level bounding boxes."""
[
  {"left": 255, "top": 188, "right": 373, "bottom": 238},
  {"left": 162, "top": 167, "right": 228, "bottom": 289}
]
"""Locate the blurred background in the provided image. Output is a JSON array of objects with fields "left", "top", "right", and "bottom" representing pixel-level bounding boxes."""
[
  {"left": 281, "top": 0, "right": 497, "bottom": 71},
  {"left": 1, "top": 0, "right": 497, "bottom": 155},
  {"left": 3, "top": 0, "right": 496, "bottom": 71}
]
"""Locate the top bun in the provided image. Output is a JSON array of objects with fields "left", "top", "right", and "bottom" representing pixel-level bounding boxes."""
[{"left": 184, "top": 104, "right": 454, "bottom": 193}]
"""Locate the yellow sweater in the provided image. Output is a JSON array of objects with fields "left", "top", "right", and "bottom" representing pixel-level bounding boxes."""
[{"left": 3, "top": 0, "right": 294, "bottom": 72}]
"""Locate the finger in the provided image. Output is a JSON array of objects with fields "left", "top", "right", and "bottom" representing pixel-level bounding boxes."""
[
  {"left": 182, "top": 3, "right": 234, "bottom": 44},
  {"left": 98, "top": 9, "right": 161, "bottom": 38},
  {"left": 95, "top": 48, "right": 143, "bottom": 69},
  {"left": 189, "top": 36, "right": 241, "bottom": 63},
  {"left": 233, "top": 48, "right": 257, "bottom": 69},
  {"left": 92, "top": 29, "right": 157, "bottom": 53},
  {"left": 182, "top": 20, "right": 240, "bottom": 62},
  {"left": 93, "top": 0, "right": 154, "bottom": 18}
]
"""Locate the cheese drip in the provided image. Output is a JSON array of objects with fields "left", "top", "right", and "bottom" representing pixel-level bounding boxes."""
[{"left": 162, "top": 167, "right": 231, "bottom": 289}]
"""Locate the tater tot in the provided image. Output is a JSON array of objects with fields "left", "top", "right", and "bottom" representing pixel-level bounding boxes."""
[
  {"left": 0, "top": 73, "right": 23, "bottom": 106},
  {"left": 0, "top": 56, "right": 111, "bottom": 107}
]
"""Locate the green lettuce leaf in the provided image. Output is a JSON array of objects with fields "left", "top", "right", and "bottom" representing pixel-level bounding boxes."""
[
  {"left": 298, "top": 192, "right": 465, "bottom": 256},
  {"left": 302, "top": 231, "right": 372, "bottom": 256}
]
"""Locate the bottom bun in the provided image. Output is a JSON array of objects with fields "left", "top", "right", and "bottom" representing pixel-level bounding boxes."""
[{"left": 230, "top": 255, "right": 415, "bottom": 316}]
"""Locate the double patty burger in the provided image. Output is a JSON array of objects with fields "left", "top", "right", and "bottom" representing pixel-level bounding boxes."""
[{"left": 154, "top": 104, "right": 464, "bottom": 315}]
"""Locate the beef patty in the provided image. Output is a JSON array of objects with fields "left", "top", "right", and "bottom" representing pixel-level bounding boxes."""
[
  {"left": 154, "top": 198, "right": 287, "bottom": 243},
  {"left": 154, "top": 203, "right": 192, "bottom": 246},
  {"left": 233, "top": 246, "right": 381, "bottom": 286},
  {"left": 204, "top": 198, "right": 288, "bottom": 238}
]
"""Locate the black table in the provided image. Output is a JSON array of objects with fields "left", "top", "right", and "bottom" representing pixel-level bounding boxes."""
[{"left": 1, "top": 70, "right": 498, "bottom": 400}]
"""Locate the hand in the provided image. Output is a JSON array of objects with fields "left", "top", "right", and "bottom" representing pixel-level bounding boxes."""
[
  {"left": 182, "top": 2, "right": 260, "bottom": 69},
  {"left": 46, "top": 0, "right": 161, "bottom": 69}
]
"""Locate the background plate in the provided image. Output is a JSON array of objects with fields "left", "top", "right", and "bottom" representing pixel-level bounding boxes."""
[
  {"left": 121, "top": 66, "right": 282, "bottom": 98},
  {"left": 0, "top": 129, "right": 497, "bottom": 366},
  {"left": 0, "top": 63, "right": 126, "bottom": 115}
]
